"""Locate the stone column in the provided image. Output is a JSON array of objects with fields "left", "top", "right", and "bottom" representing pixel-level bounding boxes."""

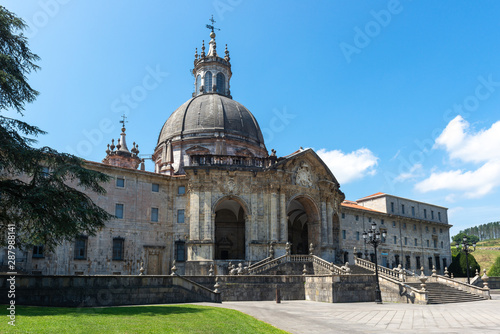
[
  {"left": 204, "top": 189, "right": 212, "bottom": 240},
  {"left": 279, "top": 190, "right": 287, "bottom": 242},
  {"left": 251, "top": 190, "right": 258, "bottom": 241},
  {"left": 321, "top": 201, "right": 327, "bottom": 246},
  {"left": 326, "top": 200, "right": 333, "bottom": 246},
  {"left": 189, "top": 188, "right": 200, "bottom": 240},
  {"left": 270, "top": 190, "right": 278, "bottom": 241}
]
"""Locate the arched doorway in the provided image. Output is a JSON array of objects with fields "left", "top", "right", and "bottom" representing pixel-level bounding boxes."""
[
  {"left": 214, "top": 199, "right": 245, "bottom": 260},
  {"left": 287, "top": 196, "right": 319, "bottom": 254}
]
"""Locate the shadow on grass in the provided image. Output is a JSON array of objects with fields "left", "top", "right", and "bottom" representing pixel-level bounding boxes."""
[{"left": 5, "top": 304, "right": 212, "bottom": 317}]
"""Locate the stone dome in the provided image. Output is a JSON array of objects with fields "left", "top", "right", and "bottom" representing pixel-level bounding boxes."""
[{"left": 157, "top": 93, "right": 266, "bottom": 150}]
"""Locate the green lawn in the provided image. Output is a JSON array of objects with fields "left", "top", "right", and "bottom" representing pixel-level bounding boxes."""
[{"left": 0, "top": 304, "right": 289, "bottom": 334}]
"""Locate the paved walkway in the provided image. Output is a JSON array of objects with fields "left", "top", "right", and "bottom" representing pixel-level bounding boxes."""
[{"left": 200, "top": 295, "right": 500, "bottom": 334}]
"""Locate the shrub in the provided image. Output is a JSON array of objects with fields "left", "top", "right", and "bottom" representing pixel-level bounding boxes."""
[
  {"left": 488, "top": 256, "right": 500, "bottom": 276},
  {"left": 448, "top": 251, "right": 480, "bottom": 277}
]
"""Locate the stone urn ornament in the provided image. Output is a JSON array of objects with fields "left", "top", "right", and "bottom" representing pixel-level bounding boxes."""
[{"left": 419, "top": 266, "right": 428, "bottom": 291}]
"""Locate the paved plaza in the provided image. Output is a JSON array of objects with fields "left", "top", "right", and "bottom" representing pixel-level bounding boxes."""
[{"left": 201, "top": 294, "right": 500, "bottom": 334}]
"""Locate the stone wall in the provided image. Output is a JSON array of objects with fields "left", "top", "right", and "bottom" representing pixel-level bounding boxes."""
[
  {"left": 0, "top": 274, "right": 220, "bottom": 307},
  {"left": 304, "top": 275, "right": 376, "bottom": 303},
  {"left": 379, "top": 276, "right": 427, "bottom": 304}
]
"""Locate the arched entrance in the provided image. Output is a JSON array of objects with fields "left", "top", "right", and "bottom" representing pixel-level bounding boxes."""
[
  {"left": 214, "top": 199, "right": 245, "bottom": 260},
  {"left": 287, "top": 196, "right": 319, "bottom": 254}
]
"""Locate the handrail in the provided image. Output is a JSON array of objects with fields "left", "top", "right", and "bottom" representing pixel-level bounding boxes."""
[
  {"left": 247, "top": 256, "right": 272, "bottom": 269},
  {"left": 247, "top": 254, "right": 349, "bottom": 275},
  {"left": 354, "top": 257, "right": 401, "bottom": 281},
  {"left": 247, "top": 255, "right": 287, "bottom": 275},
  {"left": 435, "top": 274, "right": 490, "bottom": 297}
]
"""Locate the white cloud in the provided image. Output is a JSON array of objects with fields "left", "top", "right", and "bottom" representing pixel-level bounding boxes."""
[
  {"left": 395, "top": 163, "right": 423, "bottom": 182},
  {"left": 317, "top": 148, "right": 378, "bottom": 184},
  {"left": 435, "top": 115, "right": 500, "bottom": 163},
  {"left": 416, "top": 116, "right": 500, "bottom": 198}
]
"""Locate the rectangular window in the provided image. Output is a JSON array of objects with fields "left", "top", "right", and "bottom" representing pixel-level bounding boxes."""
[
  {"left": 356, "top": 231, "right": 360, "bottom": 241},
  {"left": 178, "top": 186, "right": 186, "bottom": 195},
  {"left": 416, "top": 256, "right": 421, "bottom": 269},
  {"left": 428, "top": 257, "right": 433, "bottom": 270},
  {"left": 441, "top": 241, "right": 444, "bottom": 248},
  {"left": 355, "top": 215, "right": 359, "bottom": 221},
  {"left": 341, "top": 213, "right": 345, "bottom": 219},
  {"left": 391, "top": 202, "right": 394, "bottom": 213},
  {"left": 393, "top": 236, "right": 397, "bottom": 244},
  {"left": 434, "top": 239, "right": 437, "bottom": 248},
  {"left": 411, "top": 206, "right": 415, "bottom": 216},
  {"left": 438, "top": 212, "right": 441, "bottom": 221},
  {"left": 440, "top": 228, "right": 443, "bottom": 233},
  {"left": 116, "top": 177, "right": 125, "bottom": 188},
  {"left": 381, "top": 219, "right": 384, "bottom": 225},
  {"left": 443, "top": 258, "right": 447, "bottom": 269},
  {"left": 413, "top": 224, "right": 416, "bottom": 231},
  {"left": 177, "top": 209, "right": 185, "bottom": 223},
  {"left": 175, "top": 241, "right": 186, "bottom": 262},
  {"left": 404, "top": 237, "right": 408, "bottom": 246},
  {"left": 402, "top": 204, "right": 405, "bottom": 214},
  {"left": 403, "top": 223, "right": 407, "bottom": 229},
  {"left": 433, "top": 227, "right": 436, "bottom": 233},
  {"left": 431, "top": 210, "right": 434, "bottom": 220},
  {"left": 425, "top": 226, "right": 429, "bottom": 232},
  {"left": 151, "top": 207, "right": 159, "bottom": 222},
  {"left": 112, "top": 238, "right": 124, "bottom": 260},
  {"left": 426, "top": 240, "right": 430, "bottom": 247},
  {"left": 152, "top": 183, "right": 159, "bottom": 192},
  {"left": 33, "top": 245, "right": 44, "bottom": 258},
  {"left": 414, "top": 238, "right": 418, "bottom": 246},
  {"left": 115, "top": 203, "right": 124, "bottom": 219},
  {"left": 392, "top": 221, "right": 396, "bottom": 227},
  {"left": 424, "top": 209, "right": 427, "bottom": 219},
  {"left": 368, "top": 217, "right": 372, "bottom": 222},
  {"left": 74, "top": 236, "right": 88, "bottom": 260},
  {"left": 41, "top": 166, "right": 50, "bottom": 177},
  {"left": 342, "top": 230, "right": 346, "bottom": 239}
]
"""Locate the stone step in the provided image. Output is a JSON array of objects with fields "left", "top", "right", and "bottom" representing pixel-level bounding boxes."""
[{"left": 406, "top": 282, "right": 487, "bottom": 304}]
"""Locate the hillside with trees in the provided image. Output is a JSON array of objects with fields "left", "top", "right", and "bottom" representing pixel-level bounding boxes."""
[{"left": 459, "top": 222, "right": 500, "bottom": 241}]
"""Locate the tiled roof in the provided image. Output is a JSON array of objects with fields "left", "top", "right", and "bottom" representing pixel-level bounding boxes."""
[
  {"left": 341, "top": 200, "right": 383, "bottom": 213},
  {"left": 357, "top": 192, "right": 385, "bottom": 200}
]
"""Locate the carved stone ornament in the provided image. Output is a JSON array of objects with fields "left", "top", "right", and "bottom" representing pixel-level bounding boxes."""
[
  {"left": 227, "top": 177, "right": 237, "bottom": 193},
  {"left": 295, "top": 162, "right": 313, "bottom": 188}
]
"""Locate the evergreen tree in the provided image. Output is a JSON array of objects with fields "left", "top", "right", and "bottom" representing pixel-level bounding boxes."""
[
  {"left": 448, "top": 249, "right": 481, "bottom": 278},
  {"left": 0, "top": 6, "right": 112, "bottom": 251},
  {"left": 488, "top": 256, "right": 500, "bottom": 277}
]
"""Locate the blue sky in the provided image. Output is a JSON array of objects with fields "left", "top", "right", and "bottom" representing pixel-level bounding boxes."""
[{"left": 4, "top": 1, "right": 500, "bottom": 237}]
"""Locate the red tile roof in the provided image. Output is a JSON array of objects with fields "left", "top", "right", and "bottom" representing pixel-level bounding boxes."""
[
  {"left": 357, "top": 192, "right": 385, "bottom": 200},
  {"left": 341, "top": 200, "right": 383, "bottom": 213}
]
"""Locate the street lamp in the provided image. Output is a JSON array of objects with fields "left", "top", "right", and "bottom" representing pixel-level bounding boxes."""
[
  {"left": 363, "top": 222, "right": 387, "bottom": 304},
  {"left": 455, "top": 236, "right": 476, "bottom": 284}
]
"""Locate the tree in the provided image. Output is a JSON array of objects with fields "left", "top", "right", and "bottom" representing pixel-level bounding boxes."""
[
  {"left": 448, "top": 248, "right": 481, "bottom": 278},
  {"left": 0, "top": 6, "right": 112, "bottom": 251},
  {"left": 488, "top": 256, "right": 500, "bottom": 277},
  {"left": 451, "top": 232, "right": 479, "bottom": 245}
]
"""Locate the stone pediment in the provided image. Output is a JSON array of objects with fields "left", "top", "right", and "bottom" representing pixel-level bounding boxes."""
[{"left": 185, "top": 145, "right": 210, "bottom": 155}]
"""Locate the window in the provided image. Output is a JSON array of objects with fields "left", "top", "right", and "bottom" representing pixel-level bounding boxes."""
[
  {"left": 424, "top": 209, "right": 427, "bottom": 219},
  {"left": 175, "top": 241, "right": 186, "bottom": 262},
  {"left": 216, "top": 72, "right": 225, "bottom": 94},
  {"left": 341, "top": 213, "right": 345, "bottom": 219},
  {"left": 404, "top": 237, "right": 408, "bottom": 246},
  {"left": 435, "top": 256, "right": 441, "bottom": 270},
  {"left": 381, "top": 219, "right": 384, "bottom": 225},
  {"left": 342, "top": 230, "right": 346, "bottom": 239},
  {"left": 416, "top": 256, "right": 421, "bottom": 269},
  {"left": 413, "top": 224, "right": 416, "bottom": 231},
  {"left": 368, "top": 217, "right": 372, "bottom": 222},
  {"left": 412, "top": 206, "right": 415, "bottom": 216},
  {"left": 152, "top": 183, "right": 159, "bottom": 192},
  {"left": 196, "top": 74, "right": 201, "bottom": 93},
  {"left": 392, "top": 221, "right": 396, "bottom": 227},
  {"left": 177, "top": 209, "right": 185, "bottom": 223},
  {"left": 443, "top": 258, "right": 447, "bottom": 270},
  {"left": 178, "top": 186, "right": 185, "bottom": 195},
  {"left": 393, "top": 236, "right": 397, "bottom": 244},
  {"left": 428, "top": 257, "right": 433, "bottom": 269},
  {"left": 33, "top": 245, "right": 44, "bottom": 258},
  {"left": 394, "top": 255, "right": 400, "bottom": 266},
  {"left": 403, "top": 223, "right": 406, "bottom": 229},
  {"left": 74, "top": 236, "right": 88, "bottom": 259},
  {"left": 205, "top": 71, "right": 213, "bottom": 92},
  {"left": 438, "top": 212, "right": 441, "bottom": 221},
  {"left": 440, "top": 228, "right": 443, "bottom": 233},
  {"left": 405, "top": 255, "right": 411, "bottom": 269},
  {"left": 355, "top": 215, "right": 359, "bottom": 221},
  {"left": 441, "top": 241, "right": 444, "bottom": 248},
  {"left": 414, "top": 238, "right": 418, "bottom": 246},
  {"left": 391, "top": 202, "right": 394, "bottom": 213},
  {"left": 113, "top": 238, "right": 124, "bottom": 260},
  {"left": 433, "top": 227, "right": 436, "bottom": 233},
  {"left": 434, "top": 239, "right": 437, "bottom": 248},
  {"left": 116, "top": 177, "right": 125, "bottom": 188},
  {"left": 431, "top": 210, "right": 434, "bottom": 220},
  {"left": 41, "top": 166, "right": 50, "bottom": 177},
  {"left": 356, "top": 231, "right": 360, "bottom": 241},
  {"left": 426, "top": 240, "right": 430, "bottom": 247},
  {"left": 425, "top": 226, "right": 429, "bottom": 232},
  {"left": 115, "top": 204, "right": 124, "bottom": 219},
  {"left": 402, "top": 204, "right": 405, "bottom": 214},
  {"left": 151, "top": 208, "right": 159, "bottom": 222}
]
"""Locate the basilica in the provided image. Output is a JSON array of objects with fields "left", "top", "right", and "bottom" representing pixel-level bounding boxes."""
[{"left": 12, "top": 28, "right": 452, "bottom": 277}]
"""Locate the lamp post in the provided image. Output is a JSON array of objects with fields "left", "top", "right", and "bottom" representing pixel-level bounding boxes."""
[
  {"left": 455, "top": 236, "right": 476, "bottom": 284},
  {"left": 363, "top": 222, "right": 386, "bottom": 304}
]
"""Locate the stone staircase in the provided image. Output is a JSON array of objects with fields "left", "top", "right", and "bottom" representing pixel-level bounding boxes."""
[
  {"left": 406, "top": 282, "right": 488, "bottom": 304},
  {"left": 341, "top": 263, "right": 374, "bottom": 275}
]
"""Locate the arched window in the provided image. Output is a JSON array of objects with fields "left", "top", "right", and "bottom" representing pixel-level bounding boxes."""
[
  {"left": 195, "top": 74, "right": 201, "bottom": 94},
  {"left": 216, "top": 72, "right": 225, "bottom": 94},
  {"left": 205, "top": 71, "right": 213, "bottom": 92}
]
